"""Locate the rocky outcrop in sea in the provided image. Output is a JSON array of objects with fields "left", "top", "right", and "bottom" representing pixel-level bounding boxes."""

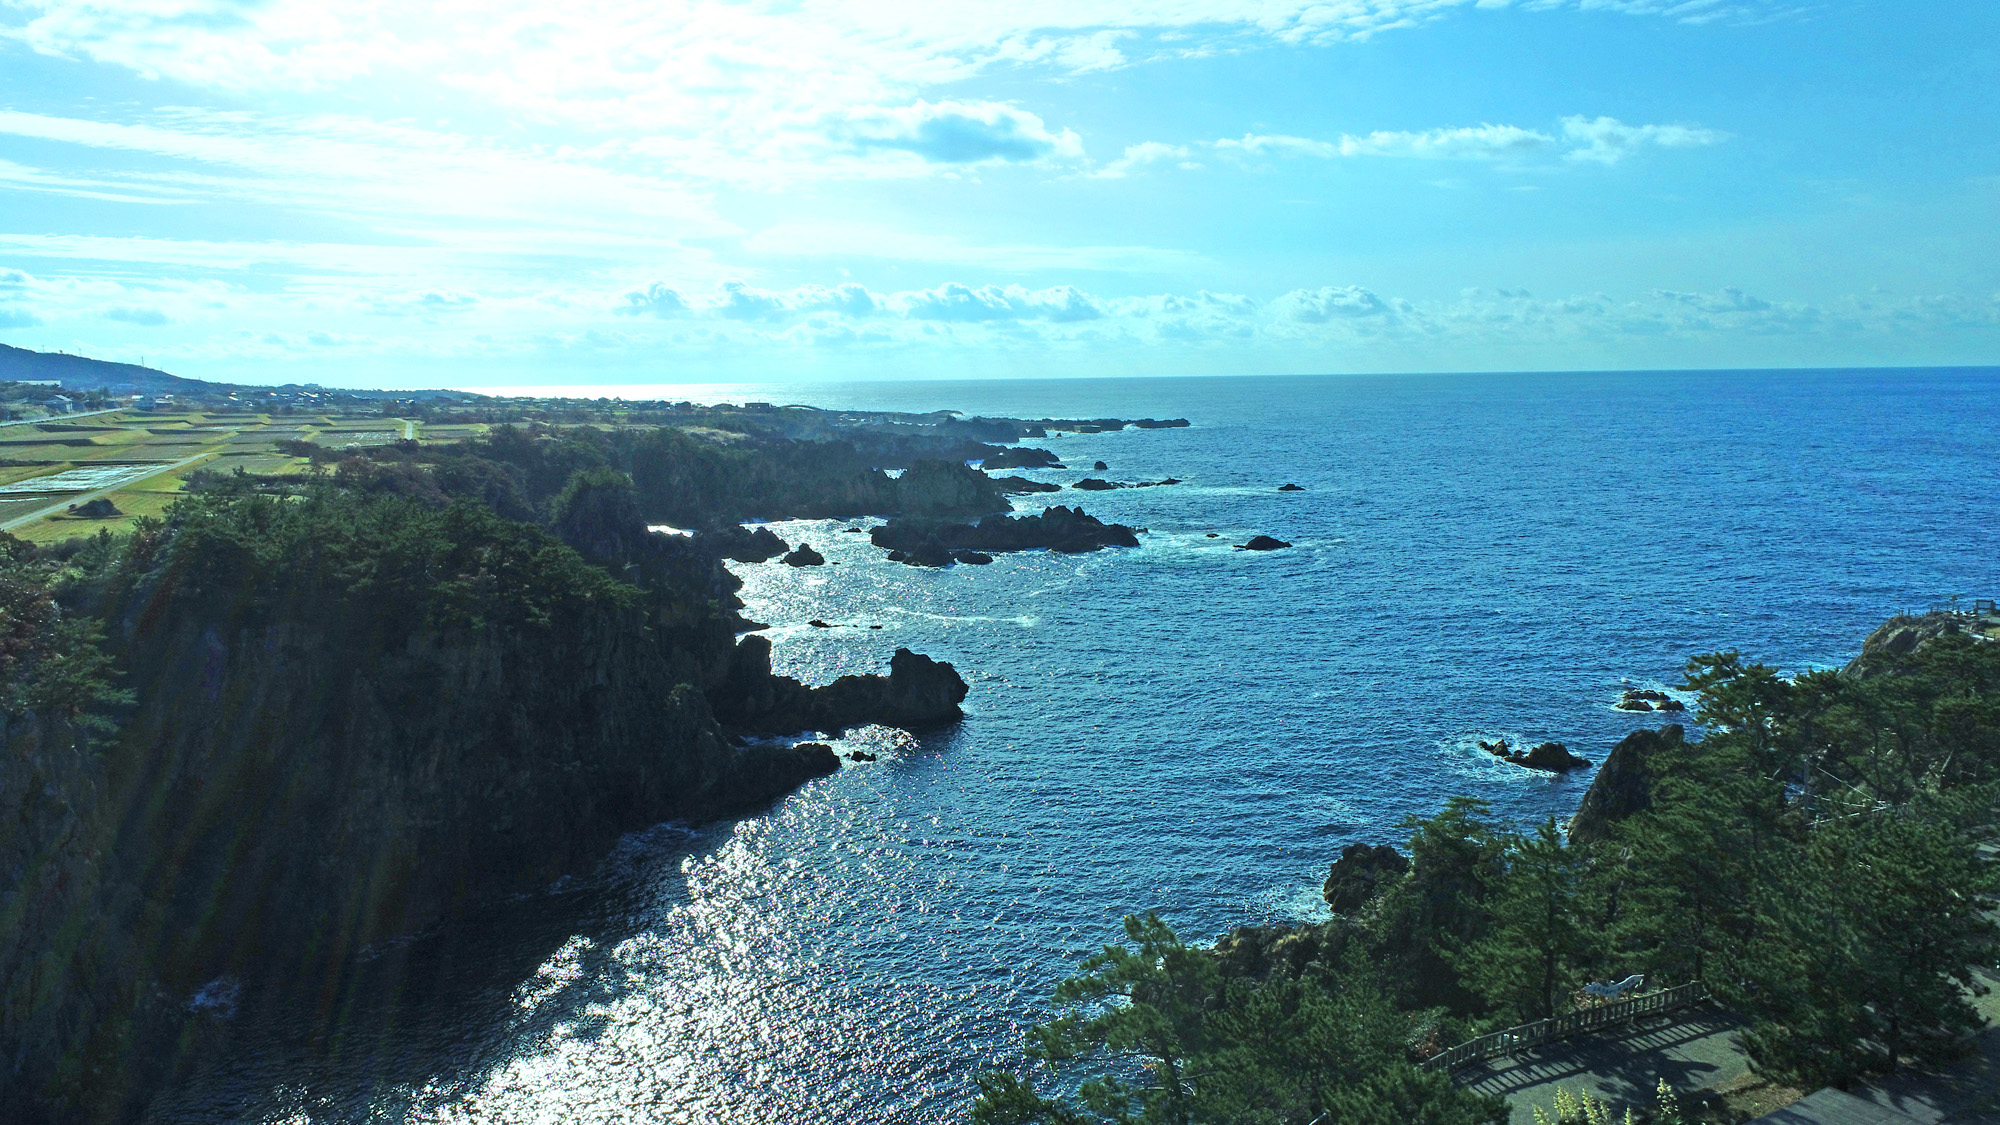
[{"left": 870, "top": 506, "right": 1141, "bottom": 566}]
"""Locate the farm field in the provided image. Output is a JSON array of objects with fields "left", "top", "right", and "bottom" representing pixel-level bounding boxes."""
[{"left": 0, "top": 410, "right": 433, "bottom": 542}]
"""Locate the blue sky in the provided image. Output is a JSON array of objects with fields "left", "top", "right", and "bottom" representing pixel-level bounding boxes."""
[{"left": 0, "top": 0, "right": 1995, "bottom": 387}]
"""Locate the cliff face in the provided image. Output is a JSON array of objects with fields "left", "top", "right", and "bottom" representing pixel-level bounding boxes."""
[
  {"left": 1843, "top": 611, "right": 1968, "bottom": 678},
  {"left": 1567, "top": 724, "right": 1685, "bottom": 845},
  {"left": 0, "top": 492, "right": 961, "bottom": 1122},
  {"left": 0, "top": 712, "right": 137, "bottom": 1124}
]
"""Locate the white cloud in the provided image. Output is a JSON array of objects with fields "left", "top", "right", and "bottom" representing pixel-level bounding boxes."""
[
  {"left": 1336, "top": 123, "right": 1555, "bottom": 160},
  {"left": 619, "top": 283, "right": 692, "bottom": 318},
  {"left": 1561, "top": 116, "right": 1728, "bottom": 163},
  {"left": 738, "top": 221, "right": 1204, "bottom": 273},
  {"left": 103, "top": 305, "right": 172, "bottom": 326},
  {"left": 1090, "top": 141, "right": 1193, "bottom": 178},
  {"left": 1216, "top": 117, "right": 1719, "bottom": 167},
  {"left": 897, "top": 282, "right": 1106, "bottom": 322},
  {"left": 830, "top": 100, "right": 1082, "bottom": 165},
  {"left": 1273, "top": 285, "right": 1394, "bottom": 321},
  {"left": 1655, "top": 286, "right": 1771, "bottom": 313}
]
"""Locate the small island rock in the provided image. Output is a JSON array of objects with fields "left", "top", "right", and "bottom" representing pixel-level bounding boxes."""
[
  {"left": 1519, "top": 741, "right": 1590, "bottom": 772},
  {"left": 1236, "top": 535, "right": 1292, "bottom": 551},
  {"left": 1278, "top": 483, "right": 1305, "bottom": 492},
  {"left": 782, "top": 542, "right": 826, "bottom": 566},
  {"left": 1322, "top": 843, "right": 1408, "bottom": 915}
]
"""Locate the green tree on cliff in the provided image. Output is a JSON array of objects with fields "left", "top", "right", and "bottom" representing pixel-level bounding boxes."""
[
  {"left": 1735, "top": 796, "right": 1999, "bottom": 1087},
  {"left": 1455, "top": 818, "right": 1598, "bottom": 1022},
  {"left": 1369, "top": 797, "right": 1511, "bottom": 1013},
  {"left": 971, "top": 913, "right": 1504, "bottom": 1125}
]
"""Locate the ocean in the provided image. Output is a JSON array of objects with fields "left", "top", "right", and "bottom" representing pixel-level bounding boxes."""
[{"left": 147, "top": 368, "right": 2000, "bottom": 1124}]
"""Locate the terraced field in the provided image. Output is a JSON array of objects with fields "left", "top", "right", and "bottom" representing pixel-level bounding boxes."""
[{"left": 0, "top": 410, "right": 437, "bottom": 542}]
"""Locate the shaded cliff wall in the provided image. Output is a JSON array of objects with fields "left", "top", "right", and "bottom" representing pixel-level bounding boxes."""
[{"left": 0, "top": 494, "right": 846, "bottom": 1122}]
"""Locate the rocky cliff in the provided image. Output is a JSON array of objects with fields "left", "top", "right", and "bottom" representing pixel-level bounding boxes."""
[
  {"left": 0, "top": 490, "right": 965, "bottom": 1123},
  {"left": 1568, "top": 724, "right": 1685, "bottom": 845}
]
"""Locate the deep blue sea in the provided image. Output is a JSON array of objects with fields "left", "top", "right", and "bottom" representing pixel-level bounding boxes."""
[{"left": 150, "top": 368, "right": 2000, "bottom": 1124}]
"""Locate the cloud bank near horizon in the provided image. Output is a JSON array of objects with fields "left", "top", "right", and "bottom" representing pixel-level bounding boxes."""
[{"left": 0, "top": 0, "right": 1993, "bottom": 381}]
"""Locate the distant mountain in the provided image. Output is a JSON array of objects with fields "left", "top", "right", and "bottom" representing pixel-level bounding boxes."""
[{"left": 0, "top": 343, "right": 226, "bottom": 395}]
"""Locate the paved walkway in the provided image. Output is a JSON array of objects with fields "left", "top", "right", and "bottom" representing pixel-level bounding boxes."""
[
  {"left": 1466, "top": 964, "right": 2000, "bottom": 1124},
  {"left": 1461, "top": 1005, "right": 1753, "bottom": 1124}
]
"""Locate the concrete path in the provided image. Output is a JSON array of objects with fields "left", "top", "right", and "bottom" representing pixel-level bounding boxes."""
[
  {"left": 1745, "top": 1022, "right": 2000, "bottom": 1124},
  {"left": 1469, "top": 963, "right": 2000, "bottom": 1124},
  {"left": 0, "top": 408, "right": 125, "bottom": 428},
  {"left": 1462, "top": 1005, "right": 1754, "bottom": 1124}
]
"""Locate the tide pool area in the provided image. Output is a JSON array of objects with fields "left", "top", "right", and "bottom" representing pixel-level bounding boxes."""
[{"left": 143, "top": 368, "right": 2000, "bottom": 1124}]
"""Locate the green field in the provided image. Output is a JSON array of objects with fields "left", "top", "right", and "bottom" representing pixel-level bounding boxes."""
[{"left": 0, "top": 410, "right": 428, "bottom": 542}]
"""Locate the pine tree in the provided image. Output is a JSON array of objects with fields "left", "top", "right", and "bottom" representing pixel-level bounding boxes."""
[{"left": 1456, "top": 818, "right": 1598, "bottom": 1022}]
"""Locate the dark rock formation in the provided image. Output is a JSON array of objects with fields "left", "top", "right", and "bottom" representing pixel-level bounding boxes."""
[
  {"left": 64, "top": 497, "right": 120, "bottom": 518},
  {"left": 808, "top": 619, "right": 833, "bottom": 628},
  {"left": 1322, "top": 843, "right": 1409, "bottom": 915},
  {"left": 1071, "top": 478, "right": 1121, "bottom": 491},
  {"left": 871, "top": 506, "right": 1140, "bottom": 564},
  {"left": 700, "top": 523, "right": 789, "bottom": 563},
  {"left": 782, "top": 542, "right": 825, "bottom": 566},
  {"left": 1623, "top": 689, "right": 1670, "bottom": 702},
  {"left": 1520, "top": 741, "right": 1590, "bottom": 772},
  {"left": 979, "top": 446, "right": 1063, "bottom": 470},
  {"left": 710, "top": 635, "right": 968, "bottom": 734},
  {"left": 1480, "top": 737, "right": 1587, "bottom": 770},
  {"left": 1236, "top": 535, "right": 1292, "bottom": 551},
  {"left": 1568, "top": 725, "right": 1685, "bottom": 845},
  {"left": 847, "top": 750, "right": 877, "bottom": 762},
  {"left": 1209, "top": 918, "right": 1359, "bottom": 982},
  {"left": 1134, "top": 478, "right": 1182, "bottom": 488},
  {"left": 1093, "top": 460, "right": 1109, "bottom": 471},
  {"left": 991, "top": 475, "right": 1063, "bottom": 494},
  {"left": 841, "top": 526, "right": 865, "bottom": 532},
  {"left": 1130, "top": 418, "right": 1192, "bottom": 429},
  {"left": 1845, "top": 612, "right": 1966, "bottom": 678},
  {"left": 1278, "top": 483, "right": 1305, "bottom": 492},
  {"left": 1659, "top": 698, "right": 1686, "bottom": 712},
  {"left": 891, "top": 459, "right": 1010, "bottom": 518},
  {"left": 952, "top": 550, "right": 993, "bottom": 565},
  {"left": 1615, "top": 698, "right": 1654, "bottom": 712},
  {"left": 0, "top": 501, "right": 846, "bottom": 1122}
]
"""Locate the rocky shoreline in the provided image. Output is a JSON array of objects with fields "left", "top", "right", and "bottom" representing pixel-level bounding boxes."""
[{"left": 1, "top": 401, "right": 1214, "bottom": 1123}]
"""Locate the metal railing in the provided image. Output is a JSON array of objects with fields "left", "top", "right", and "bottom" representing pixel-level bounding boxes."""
[{"left": 1420, "top": 981, "right": 1709, "bottom": 1073}]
